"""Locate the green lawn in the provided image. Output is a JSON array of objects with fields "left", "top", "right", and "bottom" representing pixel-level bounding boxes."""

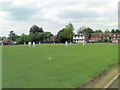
[{"left": 2, "top": 43, "right": 118, "bottom": 88}]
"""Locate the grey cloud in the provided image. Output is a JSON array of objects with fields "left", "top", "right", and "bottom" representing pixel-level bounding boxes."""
[
  {"left": 0, "top": 2, "right": 44, "bottom": 21},
  {"left": 87, "top": 2, "right": 108, "bottom": 7},
  {"left": 58, "top": 10, "right": 102, "bottom": 19},
  {"left": 45, "top": 1, "right": 108, "bottom": 8}
]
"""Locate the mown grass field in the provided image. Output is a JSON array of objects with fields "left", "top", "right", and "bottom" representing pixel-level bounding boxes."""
[{"left": 2, "top": 43, "right": 118, "bottom": 88}]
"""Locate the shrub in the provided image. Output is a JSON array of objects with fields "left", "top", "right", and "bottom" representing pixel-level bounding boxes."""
[{"left": 3, "top": 39, "right": 14, "bottom": 45}]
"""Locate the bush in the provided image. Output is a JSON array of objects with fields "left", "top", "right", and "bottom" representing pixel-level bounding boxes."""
[
  {"left": 97, "top": 38, "right": 103, "bottom": 43},
  {"left": 3, "top": 39, "right": 14, "bottom": 45},
  {"left": 104, "top": 39, "right": 109, "bottom": 43}
]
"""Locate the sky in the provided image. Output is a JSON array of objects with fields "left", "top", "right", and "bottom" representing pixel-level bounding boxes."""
[{"left": 0, "top": 0, "right": 119, "bottom": 36}]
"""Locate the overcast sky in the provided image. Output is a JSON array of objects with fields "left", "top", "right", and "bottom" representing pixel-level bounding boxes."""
[{"left": 0, "top": 0, "right": 119, "bottom": 36}]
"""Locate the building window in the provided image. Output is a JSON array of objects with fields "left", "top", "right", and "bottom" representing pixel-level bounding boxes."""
[
  {"left": 114, "top": 35, "right": 116, "bottom": 37},
  {"left": 114, "top": 38, "right": 116, "bottom": 40}
]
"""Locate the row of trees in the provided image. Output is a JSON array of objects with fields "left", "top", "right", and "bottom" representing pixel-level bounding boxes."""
[
  {"left": 78, "top": 26, "right": 120, "bottom": 34},
  {"left": 6, "top": 23, "right": 75, "bottom": 44},
  {"left": 19, "top": 25, "right": 53, "bottom": 44},
  {"left": 2, "top": 24, "right": 120, "bottom": 44},
  {"left": 4, "top": 25, "right": 53, "bottom": 44},
  {"left": 19, "top": 32, "right": 53, "bottom": 44}
]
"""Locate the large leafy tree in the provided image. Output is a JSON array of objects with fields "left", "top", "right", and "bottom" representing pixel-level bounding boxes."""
[
  {"left": 77, "top": 26, "right": 86, "bottom": 34},
  {"left": 30, "top": 25, "right": 44, "bottom": 36},
  {"left": 65, "top": 23, "right": 74, "bottom": 30},
  {"left": 82, "top": 27, "right": 94, "bottom": 42},
  {"left": 19, "top": 33, "right": 25, "bottom": 44},
  {"left": 57, "top": 29, "right": 64, "bottom": 41},
  {"left": 94, "top": 30, "right": 102, "bottom": 33},
  {"left": 57, "top": 23, "right": 74, "bottom": 42},
  {"left": 111, "top": 29, "right": 115, "bottom": 33},
  {"left": 94, "top": 30, "right": 99, "bottom": 33},
  {"left": 78, "top": 30, "right": 84, "bottom": 34},
  {"left": 19, "top": 33, "right": 28, "bottom": 44},
  {"left": 111, "top": 29, "right": 120, "bottom": 33},
  {"left": 82, "top": 27, "right": 94, "bottom": 34},
  {"left": 24, "top": 35, "right": 28, "bottom": 43},
  {"left": 28, "top": 32, "right": 35, "bottom": 42},
  {"left": 105, "top": 29, "right": 109, "bottom": 33},
  {"left": 8, "top": 31, "right": 18, "bottom": 41},
  {"left": 37, "top": 32, "right": 53, "bottom": 41},
  {"left": 116, "top": 29, "right": 120, "bottom": 33}
]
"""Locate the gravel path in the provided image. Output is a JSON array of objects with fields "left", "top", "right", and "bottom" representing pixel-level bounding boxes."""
[
  {"left": 109, "top": 77, "right": 119, "bottom": 88},
  {"left": 80, "top": 66, "right": 118, "bottom": 88}
]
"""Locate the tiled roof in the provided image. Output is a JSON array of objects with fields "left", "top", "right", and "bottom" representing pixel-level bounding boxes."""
[
  {"left": 100, "top": 33, "right": 109, "bottom": 37},
  {"left": 91, "top": 33, "right": 109, "bottom": 38},
  {"left": 50, "top": 36, "right": 56, "bottom": 40},
  {"left": 91, "top": 33, "right": 100, "bottom": 38}
]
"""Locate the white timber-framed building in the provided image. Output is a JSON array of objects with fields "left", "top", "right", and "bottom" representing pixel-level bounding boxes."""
[{"left": 73, "top": 33, "right": 85, "bottom": 43}]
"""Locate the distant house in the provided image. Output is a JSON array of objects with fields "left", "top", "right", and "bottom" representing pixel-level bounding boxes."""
[
  {"left": 50, "top": 36, "right": 56, "bottom": 41},
  {"left": 73, "top": 34, "right": 85, "bottom": 43},
  {"left": 90, "top": 33, "right": 100, "bottom": 42},
  {"left": 111, "top": 33, "right": 120, "bottom": 43},
  {"left": 90, "top": 33, "right": 109, "bottom": 42}
]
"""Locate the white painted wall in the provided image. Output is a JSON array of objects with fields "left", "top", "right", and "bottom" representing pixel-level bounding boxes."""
[{"left": 73, "top": 34, "right": 85, "bottom": 43}]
